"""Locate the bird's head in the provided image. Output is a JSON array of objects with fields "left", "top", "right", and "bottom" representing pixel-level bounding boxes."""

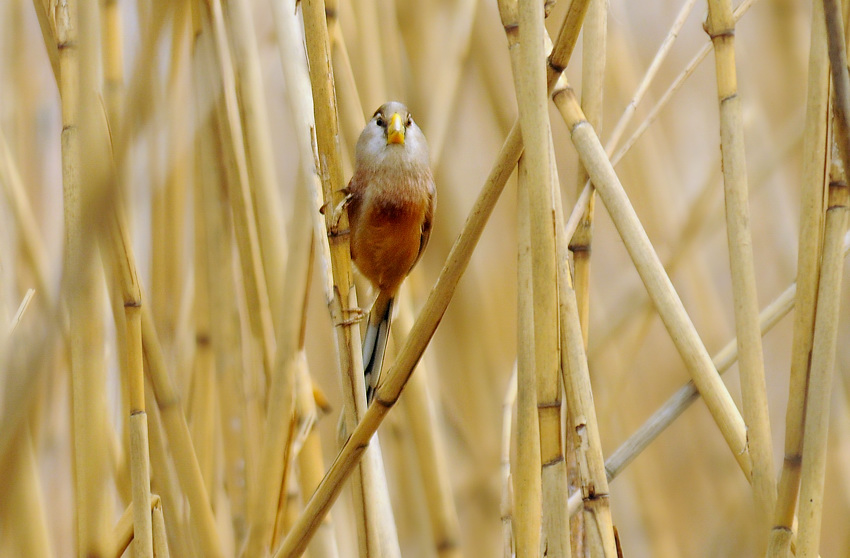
[{"left": 355, "top": 102, "right": 429, "bottom": 167}]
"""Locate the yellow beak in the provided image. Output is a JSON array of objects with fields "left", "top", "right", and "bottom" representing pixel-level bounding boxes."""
[{"left": 387, "top": 113, "right": 405, "bottom": 145}]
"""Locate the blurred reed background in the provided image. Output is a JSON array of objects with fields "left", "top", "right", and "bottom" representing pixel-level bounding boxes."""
[{"left": 1, "top": 0, "right": 849, "bottom": 556}]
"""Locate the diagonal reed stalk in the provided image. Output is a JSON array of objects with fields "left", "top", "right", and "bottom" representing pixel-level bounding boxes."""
[{"left": 706, "top": 0, "right": 775, "bottom": 534}]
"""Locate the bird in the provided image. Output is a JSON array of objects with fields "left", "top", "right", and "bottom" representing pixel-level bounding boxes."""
[{"left": 345, "top": 101, "right": 436, "bottom": 402}]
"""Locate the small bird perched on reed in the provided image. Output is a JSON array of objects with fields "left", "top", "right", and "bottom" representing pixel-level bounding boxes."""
[{"left": 346, "top": 101, "right": 436, "bottom": 402}]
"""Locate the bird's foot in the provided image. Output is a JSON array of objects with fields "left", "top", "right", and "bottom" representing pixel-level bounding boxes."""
[
  {"left": 321, "top": 189, "right": 354, "bottom": 236},
  {"left": 335, "top": 306, "right": 367, "bottom": 326}
]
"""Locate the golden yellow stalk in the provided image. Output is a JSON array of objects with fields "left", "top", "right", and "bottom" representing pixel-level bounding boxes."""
[
  {"left": 223, "top": 0, "right": 287, "bottom": 333},
  {"left": 275, "top": 10, "right": 592, "bottom": 553},
  {"left": 107, "top": 494, "right": 162, "bottom": 558},
  {"left": 142, "top": 306, "right": 225, "bottom": 558},
  {"left": 394, "top": 295, "right": 463, "bottom": 558},
  {"left": 193, "top": 0, "right": 277, "bottom": 384},
  {"left": 103, "top": 206, "right": 153, "bottom": 558},
  {"left": 706, "top": 0, "right": 775, "bottom": 531},
  {"left": 243, "top": 136, "right": 313, "bottom": 557},
  {"left": 770, "top": 0, "right": 831, "bottom": 551},
  {"left": 514, "top": 154, "right": 543, "bottom": 556},
  {"left": 300, "top": 0, "right": 401, "bottom": 554},
  {"left": 2, "top": 426, "right": 51, "bottom": 557},
  {"left": 61, "top": 0, "right": 112, "bottom": 553}
]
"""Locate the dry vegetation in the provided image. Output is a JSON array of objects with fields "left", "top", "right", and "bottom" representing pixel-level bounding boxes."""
[{"left": 1, "top": 0, "right": 850, "bottom": 556}]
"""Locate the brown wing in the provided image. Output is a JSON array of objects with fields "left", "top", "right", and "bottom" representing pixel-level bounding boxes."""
[{"left": 407, "top": 183, "right": 435, "bottom": 275}]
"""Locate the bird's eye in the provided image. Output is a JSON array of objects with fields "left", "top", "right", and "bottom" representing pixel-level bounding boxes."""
[
  {"left": 375, "top": 116, "right": 386, "bottom": 128},
  {"left": 406, "top": 115, "right": 413, "bottom": 127}
]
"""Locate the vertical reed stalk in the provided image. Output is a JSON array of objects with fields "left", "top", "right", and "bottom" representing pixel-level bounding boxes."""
[
  {"left": 515, "top": 155, "right": 543, "bottom": 556},
  {"left": 194, "top": 0, "right": 277, "bottom": 384},
  {"left": 569, "top": 2, "right": 606, "bottom": 547},
  {"left": 394, "top": 295, "right": 463, "bottom": 558},
  {"left": 796, "top": 155, "right": 849, "bottom": 557},
  {"left": 223, "top": 0, "right": 287, "bottom": 331},
  {"left": 62, "top": 0, "right": 112, "bottom": 553},
  {"left": 706, "top": 0, "right": 775, "bottom": 532},
  {"left": 796, "top": 1, "right": 850, "bottom": 551},
  {"left": 104, "top": 207, "right": 154, "bottom": 558},
  {"left": 770, "top": 1, "right": 830, "bottom": 552},
  {"left": 142, "top": 306, "right": 225, "bottom": 558},
  {"left": 300, "top": 0, "right": 402, "bottom": 554}
]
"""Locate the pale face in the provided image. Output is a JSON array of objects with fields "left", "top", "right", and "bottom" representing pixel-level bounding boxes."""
[{"left": 354, "top": 102, "right": 430, "bottom": 170}]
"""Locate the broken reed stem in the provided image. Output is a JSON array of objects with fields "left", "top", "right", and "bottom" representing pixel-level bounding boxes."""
[
  {"left": 555, "top": 83, "right": 753, "bottom": 479},
  {"left": 275, "top": 8, "right": 593, "bottom": 553},
  {"left": 553, "top": 133, "right": 617, "bottom": 557},
  {"left": 223, "top": 0, "right": 287, "bottom": 333},
  {"left": 300, "top": 0, "right": 402, "bottom": 555},
  {"left": 570, "top": 3, "right": 606, "bottom": 547},
  {"left": 770, "top": 0, "right": 831, "bottom": 550},
  {"left": 195, "top": 0, "right": 277, "bottom": 385},
  {"left": 796, "top": 154, "right": 849, "bottom": 557},
  {"left": 706, "top": 0, "right": 775, "bottom": 530}
]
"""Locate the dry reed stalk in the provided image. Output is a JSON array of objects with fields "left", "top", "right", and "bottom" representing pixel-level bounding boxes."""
[
  {"left": 394, "top": 296, "right": 463, "bottom": 558},
  {"left": 554, "top": 83, "right": 753, "bottom": 478},
  {"left": 565, "top": 261, "right": 834, "bottom": 517},
  {"left": 275, "top": 8, "right": 591, "bottom": 552},
  {"left": 770, "top": 1, "right": 831, "bottom": 551},
  {"left": 500, "top": 366, "right": 518, "bottom": 557},
  {"left": 554, "top": 147, "right": 617, "bottom": 558},
  {"left": 107, "top": 494, "right": 162, "bottom": 558},
  {"left": 796, "top": 156, "right": 849, "bottom": 556},
  {"left": 142, "top": 306, "right": 225, "bottom": 558},
  {"left": 300, "top": 0, "right": 402, "bottom": 554},
  {"left": 706, "top": 0, "right": 775, "bottom": 530},
  {"left": 198, "top": 116, "right": 255, "bottom": 544},
  {"left": 103, "top": 206, "right": 154, "bottom": 558},
  {"left": 100, "top": 0, "right": 123, "bottom": 127},
  {"left": 61, "top": 0, "right": 113, "bottom": 552},
  {"left": 607, "top": 0, "right": 760, "bottom": 168},
  {"left": 0, "top": 128, "right": 52, "bottom": 306},
  {"left": 190, "top": 176, "right": 218, "bottom": 499},
  {"left": 223, "top": 0, "right": 287, "bottom": 332},
  {"left": 420, "top": 0, "right": 478, "bottom": 166},
  {"left": 569, "top": 2, "right": 606, "bottom": 547},
  {"left": 514, "top": 155, "right": 543, "bottom": 557},
  {"left": 152, "top": 2, "right": 190, "bottom": 345},
  {"left": 324, "top": 0, "right": 366, "bottom": 156},
  {"left": 294, "top": 354, "right": 341, "bottom": 558},
  {"left": 350, "top": 0, "right": 388, "bottom": 114},
  {"left": 796, "top": 4, "right": 850, "bottom": 551},
  {"left": 496, "top": 1, "right": 542, "bottom": 554},
  {"left": 152, "top": 499, "right": 171, "bottom": 558},
  {"left": 193, "top": 0, "right": 277, "bottom": 385},
  {"left": 2, "top": 425, "right": 51, "bottom": 557},
  {"left": 593, "top": 119, "right": 802, "bottom": 359},
  {"left": 243, "top": 142, "right": 314, "bottom": 557},
  {"left": 144, "top": 382, "right": 193, "bottom": 557}
]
